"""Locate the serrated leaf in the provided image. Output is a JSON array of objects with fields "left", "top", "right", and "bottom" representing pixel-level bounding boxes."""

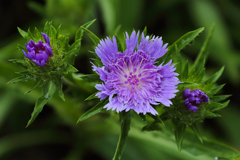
[
  {"left": 77, "top": 99, "right": 108, "bottom": 123},
  {"left": 80, "top": 26, "right": 100, "bottom": 45},
  {"left": 26, "top": 81, "right": 57, "bottom": 127},
  {"left": 79, "top": 74, "right": 101, "bottom": 82},
  {"left": 163, "top": 27, "right": 205, "bottom": 63},
  {"left": 205, "top": 67, "right": 224, "bottom": 84},
  {"left": 84, "top": 92, "right": 98, "bottom": 101},
  {"left": 17, "top": 27, "right": 28, "bottom": 39},
  {"left": 192, "top": 23, "right": 215, "bottom": 70},
  {"left": 190, "top": 124, "right": 203, "bottom": 143},
  {"left": 75, "top": 19, "right": 96, "bottom": 41},
  {"left": 8, "top": 75, "right": 33, "bottom": 84},
  {"left": 211, "top": 95, "right": 231, "bottom": 102}
]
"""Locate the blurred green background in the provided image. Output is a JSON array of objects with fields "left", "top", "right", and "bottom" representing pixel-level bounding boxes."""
[{"left": 0, "top": 0, "right": 240, "bottom": 159}]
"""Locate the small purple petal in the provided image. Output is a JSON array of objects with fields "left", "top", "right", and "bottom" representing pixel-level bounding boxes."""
[
  {"left": 183, "top": 88, "right": 191, "bottom": 98},
  {"left": 41, "top": 32, "right": 50, "bottom": 45}
]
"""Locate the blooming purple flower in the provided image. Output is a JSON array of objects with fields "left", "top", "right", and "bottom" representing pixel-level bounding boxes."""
[
  {"left": 23, "top": 32, "right": 53, "bottom": 66},
  {"left": 183, "top": 88, "right": 209, "bottom": 112},
  {"left": 92, "top": 31, "right": 180, "bottom": 115}
]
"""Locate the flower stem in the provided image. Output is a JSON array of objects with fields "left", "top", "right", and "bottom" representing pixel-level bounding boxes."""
[{"left": 113, "top": 111, "right": 132, "bottom": 160}]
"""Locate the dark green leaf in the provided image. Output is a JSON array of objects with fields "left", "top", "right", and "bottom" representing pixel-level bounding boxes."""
[
  {"left": 26, "top": 81, "right": 56, "bottom": 127},
  {"left": 190, "top": 124, "right": 203, "bottom": 143},
  {"left": 80, "top": 26, "right": 100, "bottom": 45},
  {"left": 182, "top": 61, "right": 189, "bottom": 80},
  {"left": 208, "top": 101, "right": 229, "bottom": 112},
  {"left": 24, "top": 79, "right": 43, "bottom": 94},
  {"left": 142, "top": 120, "right": 161, "bottom": 131},
  {"left": 8, "top": 75, "right": 33, "bottom": 84},
  {"left": 209, "top": 84, "right": 225, "bottom": 96},
  {"left": 77, "top": 99, "right": 108, "bottom": 123},
  {"left": 143, "top": 26, "right": 147, "bottom": 36},
  {"left": 204, "top": 111, "right": 221, "bottom": 119},
  {"left": 174, "top": 123, "right": 186, "bottom": 151},
  {"left": 147, "top": 113, "right": 164, "bottom": 125},
  {"left": 55, "top": 79, "right": 65, "bottom": 101},
  {"left": 192, "top": 23, "right": 215, "bottom": 70},
  {"left": 63, "top": 48, "right": 77, "bottom": 63},
  {"left": 66, "top": 65, "right": 78, "bottom": 73},
  {"left": 178, "top": 82, "right": 199, "bottom": 87},
  {"left": 205, "top": 67, "right": 224, "bottom": 84}
]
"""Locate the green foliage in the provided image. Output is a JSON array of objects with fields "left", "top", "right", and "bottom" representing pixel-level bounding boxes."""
[{"left": 9, "top": 20, "right": 96, "bottom": 126}]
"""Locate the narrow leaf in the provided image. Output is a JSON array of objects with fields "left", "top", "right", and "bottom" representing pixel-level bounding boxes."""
[
  {"left": 84, "top": 92, "right": 98, "bottom": 101},
  {"left": 79, "top": 74, "right": 101, "bottom": 82},
  {"left": 75, "top": 19, "right": 96, "bottom": 41},
  {"left": 174, "top": 123, "right": 186, "bottom": 151},
  {"left": 211, "top": 95, "right": 231, "bottom": 102},
  {"left": 193, "top": 23, "right": 215, "bottom": 70},
  {"left": 115, "top": 34, "right": 123, "bottom": 52},
  {"left": 55, "top": 79, "right": 65, "bottom": 101},
  {"left": 77, "top": 99, "right": 108, "bottom": 123},
  {"left": 190, "top": 124, "right": 203, "bottom": 143},
  {"left": 205, "top": 67, "right": 224, "bottom": 84},
  {"left": 24, "top": 79, "right": 43, "bottom": 94},
  {"left": 8, "top": 75, "right": 33, "bottom": 84},
  {"left": 80, "top": 26, "right": 100, "bottom": 45}
]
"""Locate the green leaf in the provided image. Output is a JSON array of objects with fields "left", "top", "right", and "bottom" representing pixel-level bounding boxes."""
[
  {"left": 115, "top": 34, "right": 123, "bottom": 52},
  {"left": 190, "top": 124, "right": 203, "bottom": 143},
  {"left": 195, "top": 69, "right": 205, "bottom": 83},
  {"left": 147, "top": 113, "right": 164, "bottom": 125},
  {"left": 192, "top": 23, "right": 215, "bottom": 70},
  {"left": 143, "top": 26, "right": 147, "bottom": 36},
  {"left": 26, "top": 81, "right": 56, "bottom": 127},
  {"left": 84, "top": 92, "right": 98, "bottom": 101},
  {"left": 79, "top": 74, "right": 101, "bottom": 82},
  {"left": 178, "top": 82, "right": 199, "bottom": 87},
  {"left": 207, "top": 101, "right": 229, "bottom": 112},
  {"left": 174, "top": 123, "right": 186, "bottom": 151},
  {"left": 8, "top": 75, "right": 33, "bottom": 84},
  {"left": 63, "top": 48, "right": 77, "bottom": 63},
  {"left": 75, "top": 19, "right": 96, "bottom": 41},
  {"left": 80, "top": 26, "right": 100, "bottom": 45},
  {"left": 66, "top": 65, "right": 78, "bottom": 73},
  {"left": 208, "top": 84, "right": 225, "bottom": 96},
  {"left": 77, "top": 99, "right": 108, "bottom": 123},
  {"left": 55, "top": 79, "right": 65, "bottom": 101},
  {"left": 204, "top": 111, "right": 221, "bottom": 119},
  {"left": 182, "top": 61, "right": 189, "bottom": 80},
  {"left": 24, "top": 79, "right": 43, "bottom": 94},
  {"left": 205, "top": 67, "right": 224, "bottom": 84},
  {"left": 163, "top": 27, "right": 205, "bottom": 63},
  {"left": 9, "top": 59, "right": 25, "bottom": 66},
  {"left": 17, "top": 27, "right": 28, "bottom": 39},
  {"left": 44, "top": 21, "right": 52, "bottom": 35},
  {"left": 69, "top": 39, "right": 81, "bottom": 51},
  {"left": 34, "top": 27, "right": 42, "bottom": 40},
  {"left": 211, "top": 95, "right": 231, "bottom": 102},
  {"left": 27, "top": 28, "right": 34, "bottom": 41},
  {"left": 142, "top": 120, "right": 162, "bottom": 131}
]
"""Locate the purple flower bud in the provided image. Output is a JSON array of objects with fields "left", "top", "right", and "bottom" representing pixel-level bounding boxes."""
[
  {"left": 23, "top": 33, "right": 52, "bottom": 66},
  {"left": 182, "top": 88, "right": 209, "bottom": 112},
  {"left": 183, "top": 88, "right": 191, "bottom": 98}
]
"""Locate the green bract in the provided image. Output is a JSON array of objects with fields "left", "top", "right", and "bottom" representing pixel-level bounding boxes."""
[{"left": 8, "top": 20, "right": 96, "bottom": 127}]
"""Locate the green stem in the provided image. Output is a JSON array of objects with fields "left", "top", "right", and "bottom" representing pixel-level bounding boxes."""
[{"left": 113, "top": 111, "right": 132, "bottom": 160}]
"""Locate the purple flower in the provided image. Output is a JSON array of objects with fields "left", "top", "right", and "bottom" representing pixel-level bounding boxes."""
[
  {"left": 182, "top": 88, "right": 209, "bottom": 112},
  {"left": 92, "top": 31, "right": 180, "bottom": 115},
  {"left": 23, "top": 32, "right": 53, "bottom": 66}
]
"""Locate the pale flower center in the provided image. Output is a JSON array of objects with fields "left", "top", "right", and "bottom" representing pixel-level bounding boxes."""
[{"left": 123, "top": 67, "right": 142, "bottom": 90}]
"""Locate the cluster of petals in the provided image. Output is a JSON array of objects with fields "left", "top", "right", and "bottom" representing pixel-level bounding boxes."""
[
  {"left": 23, "top": 33, "right": 53, "bottom": 66},
  {"left": 183, "top": 88, "right": 209, "bottom": 112},
  {"left": 92, "top": 31, "right": 180, "bottom": 115}
]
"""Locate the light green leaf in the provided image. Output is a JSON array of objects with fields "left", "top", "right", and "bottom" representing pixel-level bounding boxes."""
[
  {"left": 17, "top": 27, "right": 28, "bottom": 39},
  {"left": 205, "top": 67, "right": 224, "bottom": 84},
  {"left": 75, "top": 19, "right": 96, "bottom": 41},
  {"left": 80, "top": 26, "right": 100, "bottom": 45},
  {"left": 208, "top": 101, "right": 230, "bottom": 112},
  {"left": 66, "top": 65, "right": 78, "bottom": 73},
  {"left": 77, "top": 99, "right": 108, "bottom": 123},
  {"left": 208, "top": 84, "right": 225, "bottom": 96},
  {"left": 182, "top": 61, "right": 189, "bottom": 80},
  {"left": 55, "top": 79, "right": 65, "bottom": 101},
  {"left": 8, "top": 75, "right": 33, "bottom": 84},
  {"left": 24, "top": 79, "right": 43, "bottom": 94}
]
